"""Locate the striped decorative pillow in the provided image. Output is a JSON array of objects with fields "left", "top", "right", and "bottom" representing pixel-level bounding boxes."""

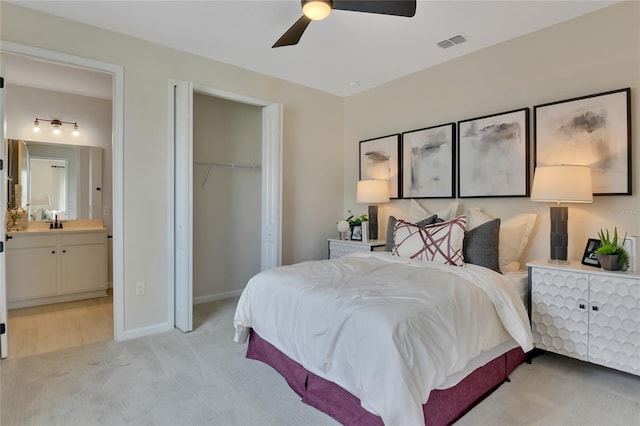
[{"left": 392, "top": 216, "right": 467, "bottom": 266}]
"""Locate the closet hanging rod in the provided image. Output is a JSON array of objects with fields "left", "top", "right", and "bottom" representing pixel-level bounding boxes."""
[
  {"left": 194, "top": 161, "right": 261, "bottom": 188},
  {"left": 194, "top": 161, "right": 261, "bottom": 170}
]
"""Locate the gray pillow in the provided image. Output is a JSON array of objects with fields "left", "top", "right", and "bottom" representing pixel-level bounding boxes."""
[
  {"left": 463, "top": 218, "right": 501, "bottom": 273},
  {"left": 385, "top": 214, "right": 439, "bottom": 252}
]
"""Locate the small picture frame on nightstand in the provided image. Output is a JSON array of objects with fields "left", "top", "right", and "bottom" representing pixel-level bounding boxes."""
[
  {"left": 582, "top": 238, "right": 602, "bottom": 267},
  {"left": 350, "top": 225, "right": 363, "bottom": 241}
]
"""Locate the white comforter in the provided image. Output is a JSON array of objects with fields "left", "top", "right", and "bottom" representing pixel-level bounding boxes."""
[{"left": 234, "top": 252, "right": 533, "bottom": 425}]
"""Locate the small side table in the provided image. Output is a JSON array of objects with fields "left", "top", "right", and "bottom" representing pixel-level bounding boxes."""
[{"left": 327, "top": 238, "right": 386, "bottom": 259}]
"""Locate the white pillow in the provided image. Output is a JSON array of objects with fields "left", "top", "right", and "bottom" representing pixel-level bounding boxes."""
[
  {"left": 409, "top": 199, "right": 459, "bottom": 222},
  {"left": 466, "top": 208, "right": 537, "bottom": 272}
]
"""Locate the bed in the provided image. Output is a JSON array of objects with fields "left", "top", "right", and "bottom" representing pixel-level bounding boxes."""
[{"left": 234, "top": 213, "right": 534, "bottom": 425}]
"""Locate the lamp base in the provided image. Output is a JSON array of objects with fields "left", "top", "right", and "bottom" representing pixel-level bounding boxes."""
[
  {"left": 368, "top": 205, "right": 378, "bottom": 241},
  {"left": 549, "top": 206, "right": 568, "bottom": 262},
  {"left": 547, "top": 258, "right": 570, "bottom": 265}
]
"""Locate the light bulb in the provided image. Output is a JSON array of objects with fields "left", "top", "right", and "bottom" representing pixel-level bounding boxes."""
[
  {"left": 53, "top": 126, "right": 61, "bottom": 136},
  {"left": 72, "top": 123, "right": 79, "bottom": 136},
  {"left": 303, "top": 0, "right": 332, "bottom": 20},
  {"left": 33, "top": 120, "right": 40, "bottom": 132}
]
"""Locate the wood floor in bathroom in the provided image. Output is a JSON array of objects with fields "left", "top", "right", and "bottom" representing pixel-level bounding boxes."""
[{"left": 6, "top": 289, "right": 113, "bottom": 359}]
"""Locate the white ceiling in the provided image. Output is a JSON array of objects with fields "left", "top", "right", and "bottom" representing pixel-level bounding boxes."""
[{"left": 6, "top": 0, "right": 619, "bottom": 98}]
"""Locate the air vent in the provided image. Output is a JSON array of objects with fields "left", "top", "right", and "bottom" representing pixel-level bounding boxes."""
[
  {"left": 437, "top": 40, "right": 454, "bottom": 49},
  {"left": 437, "top": 34, "right": 468, "bottom": 49}
]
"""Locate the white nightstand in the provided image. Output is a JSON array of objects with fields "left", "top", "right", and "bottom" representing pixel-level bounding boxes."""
[
  {"left": 527, "top": 259, "right": 640, "bottom": 376},
  {"left": 327, "top": 238, "right": 386, "bottom": 259}
]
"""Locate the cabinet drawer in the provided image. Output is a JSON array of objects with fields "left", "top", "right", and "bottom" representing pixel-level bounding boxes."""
[
  {"left": 60, "top": 232, "right": 106, "bottom": 246},
  {"left": 6, "top": 234, "right": 57, "bottom": 249},
  {"left": 329, "top": 241, "right": 371, "bottom": 258}
]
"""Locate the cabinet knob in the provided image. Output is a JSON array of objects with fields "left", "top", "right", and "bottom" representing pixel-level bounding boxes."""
[
  {"left": 62, "top": 249, "right": 67, "bottom": 253},
  {"left": 579, "top": 303, "right": 586, "bottom": 309},
  {"left": 592, "top": 305, "right": 599, "bottom": 312},
  {"left": 51, "top": 250, "right": 56, "bottom": 254}
]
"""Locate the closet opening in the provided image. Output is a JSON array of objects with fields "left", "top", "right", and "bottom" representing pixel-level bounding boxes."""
[
  {"left": 171, "top": 81, "right": 282, "bottom": 333},
  {"left": 192, "top": 94, "right": 262, "bottom": 309}
]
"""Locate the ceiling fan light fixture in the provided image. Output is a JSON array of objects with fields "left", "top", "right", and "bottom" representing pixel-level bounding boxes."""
[{"left": 302, "top": 0, "right": 332, "bottom": 21}]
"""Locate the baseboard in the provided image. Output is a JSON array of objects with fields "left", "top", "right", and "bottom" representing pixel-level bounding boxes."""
[
  {"left": 120, "top": 322, "right": 173, "bottom": 341},
  {"left": 194, "top": 289, "right": 243, "bottom": 305}
]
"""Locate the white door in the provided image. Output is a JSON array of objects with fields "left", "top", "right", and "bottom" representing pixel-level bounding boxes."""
[
  {"left": 174, "top": 80, "right": 193, "bottom": 332},
  {"left": 0, "top": 66, "right": 7, "bottom": 358},
  {"left": 261, "top": 103, "right": 282, "bottom": 270}
]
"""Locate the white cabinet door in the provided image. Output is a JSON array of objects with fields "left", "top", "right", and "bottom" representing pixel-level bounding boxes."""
[
  {"left": 588, "top": 275, "right": 640, "bottom": 375},
  {"left": 7, "top": 247, "right": 58, "bottom": 301},
  {"left": 60, "top": 244, "right": 107, "bottom": 294},
  {"left": 530, "top": 267, "right": 589, "bottom": 361}
]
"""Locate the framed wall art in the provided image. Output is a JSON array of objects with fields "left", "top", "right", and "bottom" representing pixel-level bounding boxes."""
[
  {"left": 359, "top": 134, "right": 400, "bottom": 198},
  {"left": 534, "top": 88, "right": 631, "bottom": 195},
  {"left": 457, "top": 108, "right": 530, "bottom": 198},
  {"left": 401, "top": 123, "right": 455, "bottom": 199}
]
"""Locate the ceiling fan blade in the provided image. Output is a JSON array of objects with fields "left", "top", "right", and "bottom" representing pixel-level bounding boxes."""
[
  {"left": 273, "top": 15, "right": 312, "bottom": 48},
  {"left": 333, "top": 0, "right": 416, "bottom": 17}
]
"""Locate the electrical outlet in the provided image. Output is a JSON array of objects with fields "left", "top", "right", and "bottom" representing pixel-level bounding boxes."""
[{"left": 135, "top": 281, "right": 145, "bottom": 296}]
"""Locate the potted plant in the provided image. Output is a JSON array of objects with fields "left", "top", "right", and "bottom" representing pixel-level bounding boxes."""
[{"left": 595, "top": 227, "right": 629, "bottom": 271}]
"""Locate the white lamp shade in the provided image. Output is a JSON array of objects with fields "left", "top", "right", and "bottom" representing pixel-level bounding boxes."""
[
  {"left": 357, "top": 180, "right": 390, "bottom": 204},
  {"left": 531, "top": 165, "right": 593, "bottom": 203}
]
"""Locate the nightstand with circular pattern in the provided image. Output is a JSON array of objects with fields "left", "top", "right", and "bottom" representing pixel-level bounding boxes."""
[
  {"left": 327, "top": 239, "right": 386, "bottom": 259},
  {"left": 527, "top": 259, "right": 640, "bottom": 376}
]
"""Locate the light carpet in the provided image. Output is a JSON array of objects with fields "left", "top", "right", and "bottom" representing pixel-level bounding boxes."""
[{"left": 1, "top": 297, "right": 639, "bottom": 426}]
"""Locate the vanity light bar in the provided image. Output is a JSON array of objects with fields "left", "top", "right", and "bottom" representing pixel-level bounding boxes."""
[{"left": 33, "top": 118, "right": 80, "bottom": 136}]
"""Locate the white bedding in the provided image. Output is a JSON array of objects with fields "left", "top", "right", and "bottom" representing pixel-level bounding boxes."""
[{"left": 234, "top": 252, "right": 533, "bottom": 425}]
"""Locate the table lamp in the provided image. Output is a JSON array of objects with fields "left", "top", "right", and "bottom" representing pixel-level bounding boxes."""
[
  {"left": 356, "top": 180, "right": 390, "bottom": 241},
  {"left": 531, "top": 165, "right": 593, "bottom": 263}
]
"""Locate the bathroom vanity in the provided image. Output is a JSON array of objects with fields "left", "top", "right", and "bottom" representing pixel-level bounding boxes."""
[{"left": 6, "top": 223, "right": 108, "bottom": 309}]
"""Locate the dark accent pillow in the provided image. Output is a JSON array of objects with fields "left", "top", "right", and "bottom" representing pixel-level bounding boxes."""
[
  {"left": 385, "top": 214, "right": 439, "bottom": 252},
  {"left": 416, "top": 215, "right": 442, "bottom": 226},
  {"left": 463, "top": 218, "right": 501, "bottom": 273}
]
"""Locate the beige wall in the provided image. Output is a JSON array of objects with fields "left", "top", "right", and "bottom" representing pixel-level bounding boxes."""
[
  {"left": 344, "top": 1, "right": 640, "bottom": 264},
  {"left": 1, "top": 3, "right": 344, "bottom": 333},
  {"left": 192, "top": 94, "right": 261, "bottom": 301}
]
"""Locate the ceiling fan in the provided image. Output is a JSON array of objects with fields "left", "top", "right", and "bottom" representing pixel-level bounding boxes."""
[{"left": 273, "top": 0, "right": 417, "bottom": 48}]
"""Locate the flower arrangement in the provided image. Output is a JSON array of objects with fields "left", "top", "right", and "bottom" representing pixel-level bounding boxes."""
[
  {"left": 7, "top": 204, "right": 27, "bottom": 231},
  {"left": 595, "top": 227, "right": 629, "bottom": 271},
  {"left": 344, "top": 210, "right": 368, "bottom": 225},
  {"left": 336, "top": 210, "right": 368, "bottom": 240}
]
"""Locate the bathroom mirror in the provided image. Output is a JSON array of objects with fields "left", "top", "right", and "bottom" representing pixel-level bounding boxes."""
[{"left": 7, "top": 139, "right": 103, "bottom": 220}]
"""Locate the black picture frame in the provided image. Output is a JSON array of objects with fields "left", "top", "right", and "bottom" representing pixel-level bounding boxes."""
[
  {"left": 401, "top": 123, "right": 456, "bottom": 199},
  {"left": 457, "top": 108, "right": 530, "bottom": 198},
  {"left": 359, "top": 134, "right": 401, "bottom": 199},
  {"left": 581, "top": 238, "right": 602, "bottom": 267},
  {"left": 350, "top": 224, "right": 363, "bottom": 241},
  {"left": 534, "top": 88, "right": 631, "bottom": 195}
]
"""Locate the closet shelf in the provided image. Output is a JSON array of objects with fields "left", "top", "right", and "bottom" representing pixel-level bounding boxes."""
[{"left": 194, "top": 161, "right": 262, "bottom": 187}]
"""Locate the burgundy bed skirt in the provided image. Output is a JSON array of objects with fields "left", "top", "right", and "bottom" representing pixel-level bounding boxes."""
[{"left": 246, "top": 329, "right": 525, "bottom": 426}]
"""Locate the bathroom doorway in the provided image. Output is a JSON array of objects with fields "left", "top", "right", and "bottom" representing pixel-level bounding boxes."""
[{"left": 0, "top": 44, "right": 124, "bottom": 358}]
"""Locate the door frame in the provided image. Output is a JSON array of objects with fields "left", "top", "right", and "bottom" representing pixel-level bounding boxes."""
[
  {"left": 0, "top": 41, "right": 125, "bottom": 347},
  {"left": 168, "top": 81, "right": 282, "bottom": 331}
]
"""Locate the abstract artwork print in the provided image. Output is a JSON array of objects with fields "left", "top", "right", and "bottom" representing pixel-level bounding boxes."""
[
  {"left": 534, "top": 88, "right": 631, "bottom": 195},
  {"left": 458, "top": 108, "right": 529, "bottom": 197},
  {"left": 359, "top": 134, "right": 400, "bottom": 198},
  {"left": 401, "top": 123, "right": 455, "bottom": 198}
]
